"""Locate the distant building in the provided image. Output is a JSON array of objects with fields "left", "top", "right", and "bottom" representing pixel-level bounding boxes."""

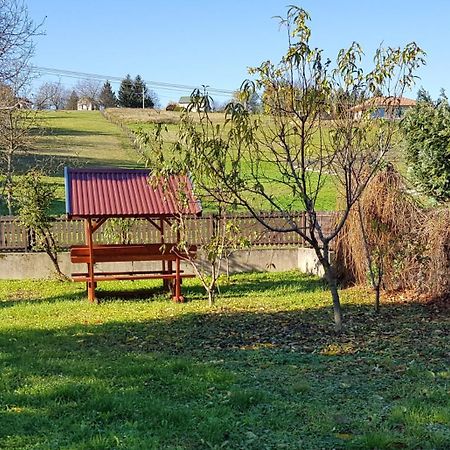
[
  {"left": 16, "top": 97, "right": 32, "bottom": 109},
  {"left": 177, "top": 96, "right": 192, "bottom": 110},
  {"left": 77, "top": 97, "right": 99, "bottom": 111},
  {"left": 350, "top": 96, "right": 416, "bottom": 120},
  {"left": 177, "top": 95, "right": 211, "bottom": 112}
]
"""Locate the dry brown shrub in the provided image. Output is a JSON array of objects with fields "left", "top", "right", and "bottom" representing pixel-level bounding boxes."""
[
  {"left": 336, "top": 165, "right": 424, "bottom": 291},
  {"left": 419, "top": 207, "right": 450, "bottom": 300},
  {"left": 336, "top": 165, "right": 450, "bottom": 302}
]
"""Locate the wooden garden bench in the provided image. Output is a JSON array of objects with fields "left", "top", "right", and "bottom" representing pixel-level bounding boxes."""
[{"left": 70, "top": 243, "right": 196, "bottom": 302}]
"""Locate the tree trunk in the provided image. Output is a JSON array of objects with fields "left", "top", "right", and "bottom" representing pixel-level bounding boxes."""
[
  {"left": 324, "top": 267, "right": 343, "bottom": 333},
  {"left": 6, "top": 153, "right": 13, "bottom": 215},
  {"left": 43, "top": 232, "right": 67, "bottom": 280},
  {"left": 207, "top": 289, "right": 215, "bottom": 307},
  {"left": 314, "top": 243, "right": 343, "bottom": 332},
  {"left": 46, "top": 248, "right": 66, "bottom": 280},
  {"left": 208, "top": 263, "right": 217, "bottom": 306},
  {"left": 374, "top": 285, "right": 381, "bottom": 313}
]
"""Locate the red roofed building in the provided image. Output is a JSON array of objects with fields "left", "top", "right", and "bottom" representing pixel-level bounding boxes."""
[{"left": 350, "top": 96, "right": 416, "bottom": 120}]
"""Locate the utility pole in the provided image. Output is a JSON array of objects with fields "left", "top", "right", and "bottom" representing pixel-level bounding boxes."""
[{"left": 142, "top": 86, "right": 145, "bottom": 109}]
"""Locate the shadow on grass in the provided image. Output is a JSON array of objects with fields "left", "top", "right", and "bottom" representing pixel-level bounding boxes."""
[
  {"left": 12, "top": 152, "right": 139, "bottom": 176},
  {"left": 96, "top": 285, "right": 171, "bottom": 302},
  {"left": 0, "top": 299, "right": 448, "bottom": 449},
  {"left": 0, "top": 272, "right": 326, "bottom": 308},
  {"left": 37, "top": 128, "right": 119, "bottom": 137},
  {"left": 96, "top": 272, "right": 326, "bottom": 303}
]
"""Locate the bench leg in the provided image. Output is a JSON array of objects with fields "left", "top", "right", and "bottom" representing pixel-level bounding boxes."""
[
  {"left": 173, "top": 257, "right": 184, "bottom": 303},
  {"left": 87, "top": 281, "right": 96, "bottom": 303}
]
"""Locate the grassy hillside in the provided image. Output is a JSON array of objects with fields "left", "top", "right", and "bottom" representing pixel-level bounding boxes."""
[
  {"left": 5, "top": 111, "right": 139, "bottom": 215},
  {"left": 105, "top": 108, "right": 339, "bottom": 211},
  {"left": 32, "top": 110, "right": 137, "bottom": 169},
  {"left": 5, "top": 109, "right": 348, "bottom": 215}
]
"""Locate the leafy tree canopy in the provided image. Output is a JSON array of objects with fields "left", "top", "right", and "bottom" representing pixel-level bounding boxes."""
[
  {"left": 402, "top": 90, "right": 450, "bottom": 203},
  {"left": 142, "top": 6, "right": 425, "bottom": 331}
]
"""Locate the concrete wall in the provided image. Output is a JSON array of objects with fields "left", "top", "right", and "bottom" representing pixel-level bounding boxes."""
[{"left": 0, "top": 247, "right": 323, "bottom": 280}]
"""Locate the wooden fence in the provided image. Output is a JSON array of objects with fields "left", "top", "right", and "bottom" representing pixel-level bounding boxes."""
[{"left": 0, "top": 212, "right": 336, "bottom": 253}]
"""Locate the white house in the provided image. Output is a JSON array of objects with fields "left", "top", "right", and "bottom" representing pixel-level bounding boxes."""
[
  {"left": 177, "top": 96, "right": 191, "bottom": 110},
  {"left": 176, "top": 95, "right": 211, "bottom": 112},
  {"left": 77, "top": 97, "right": 99, "bottom": 111}
]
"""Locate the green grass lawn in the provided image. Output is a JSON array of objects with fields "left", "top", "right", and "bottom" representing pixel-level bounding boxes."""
[{"left": 0, "top": 271, "right": 448, "bottom": 449}]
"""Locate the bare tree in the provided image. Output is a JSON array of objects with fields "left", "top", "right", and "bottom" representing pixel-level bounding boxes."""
[
  {"left": 172, "top": 7, "right": 424, "bottom": 331},
  {"left": 0, "top": 0, "right": 44, "bottom": 86},
  {"left": 75, "top": 78, "right": 102, "bottom": 101},
  {"left": 34, "top": 81, "right": 69, "bottom": 110},
  {"left": 0, "top": 0, "right": 44, "bottom": 212},
  {"left": 0, "top": 84, "right": 39, "bottom": 213}
]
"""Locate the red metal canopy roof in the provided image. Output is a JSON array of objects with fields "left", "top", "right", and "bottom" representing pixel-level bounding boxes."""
[{"left": 65, "top": 167, "right": 202, "bottom": 219}]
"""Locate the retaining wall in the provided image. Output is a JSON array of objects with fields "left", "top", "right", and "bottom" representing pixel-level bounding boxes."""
[{"left": 0, "top": 247, "right": 323, "bottom": 280}]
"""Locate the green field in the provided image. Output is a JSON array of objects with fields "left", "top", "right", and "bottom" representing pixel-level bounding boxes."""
[
  {"left": 105, "top": 108, "right": 339, "bottom": 211},
  {"left": 3, "top": 109, "right": 339, "bottom": 214},
  {"left": 0, "top": 271, "right": 448, "bottom": 449},
  {"left": 3, "top": 110, "right": 139, "bottom": 215},
  {"left": 7, "top": 108, "right": 419, "bottom": 215}
]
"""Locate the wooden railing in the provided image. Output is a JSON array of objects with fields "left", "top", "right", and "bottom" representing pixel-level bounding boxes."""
[{"left": 0, "top": 212, "right": 336, "bottom": 253}]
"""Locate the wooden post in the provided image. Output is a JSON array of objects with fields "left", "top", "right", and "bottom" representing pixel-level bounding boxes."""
[
  {"left": 174, "top": 226, "right": 182, "bottom": 302},
  {"left": 85, "top": 218, "right": 96, "bottom": 303},
  {"left": 175, "top": 253, "right": 182, "bottom": 302},
  {"left": 160, "top": 218, "right": 167, "bottom": 289}
]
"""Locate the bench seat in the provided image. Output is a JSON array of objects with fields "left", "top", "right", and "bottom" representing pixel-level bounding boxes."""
[{"left": 72, "top": 271, "right": 195, "bottom": 281}]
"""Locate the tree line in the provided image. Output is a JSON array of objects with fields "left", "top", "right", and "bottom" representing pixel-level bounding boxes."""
[{"left": 34, "top": 74, "right": 159, "bottom": 110}]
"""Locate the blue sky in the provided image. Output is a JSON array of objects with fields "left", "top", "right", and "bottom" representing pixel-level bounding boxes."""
[{"left": 27, "top": 0, "right": 450, "bottom": 106}]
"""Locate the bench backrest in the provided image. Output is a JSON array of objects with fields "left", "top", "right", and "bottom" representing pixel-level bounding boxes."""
[{"left": 70, "top": 243, "right": 197, "bottom": 264}]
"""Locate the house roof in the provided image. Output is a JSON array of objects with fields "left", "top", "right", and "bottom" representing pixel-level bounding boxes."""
[
  {"left": 77, "top": 96, "right": 97, "bottom": 105},
  {"left": 65, "top": 167, "right": 202, "bottom": 219},
  {"left": 350, "top": 96, "right": 416, "bottom": 112},
  {"left": 178, "top": 96, "right": 192, "bottom": 104}
]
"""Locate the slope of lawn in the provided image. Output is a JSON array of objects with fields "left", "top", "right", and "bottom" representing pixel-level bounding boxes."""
[
  {"left": 105, "top": 108, "right": 339, "bottom": 211},
  {"left": 0, "top": 271, "right": 448, "bottom": 449},
  {"left": 5, "top": 110, "right": 139, "bottom": 215},
  {"left": 32, "top": 110, "right": 137, "bottom": 168}
]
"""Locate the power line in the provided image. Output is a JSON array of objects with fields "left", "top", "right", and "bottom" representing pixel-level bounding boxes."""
[{"left": 32, "top": 66, "right": 235, "bottom": 98}]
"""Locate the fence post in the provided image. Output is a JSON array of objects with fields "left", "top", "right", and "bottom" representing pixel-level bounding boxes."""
[{"left": 26, "top": 227, "right": 36, "bottom": 252}]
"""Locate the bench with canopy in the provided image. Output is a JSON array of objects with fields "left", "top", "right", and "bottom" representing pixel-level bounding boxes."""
[{"left": 64, "top": 167, "right": 202, "bottom": 303}]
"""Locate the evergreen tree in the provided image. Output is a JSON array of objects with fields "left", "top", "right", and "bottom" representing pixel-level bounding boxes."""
[
  {"left": 133, "top": 74, "right": 156, "bottom": 108},
  {"left": 118, "top": 74, "right": 159, "bottom": 108},
  {"left": 132, "top": 75, "right": 145, "bottom": 108},
  {"left": 99, "top": 81, "right": 117, "bottom": 108},
  {"left": 118, "top": 74, "right": 134, "bottom": 107},
  {"left": 65, "top": 90, "right": 79, "bottom": 110}
]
